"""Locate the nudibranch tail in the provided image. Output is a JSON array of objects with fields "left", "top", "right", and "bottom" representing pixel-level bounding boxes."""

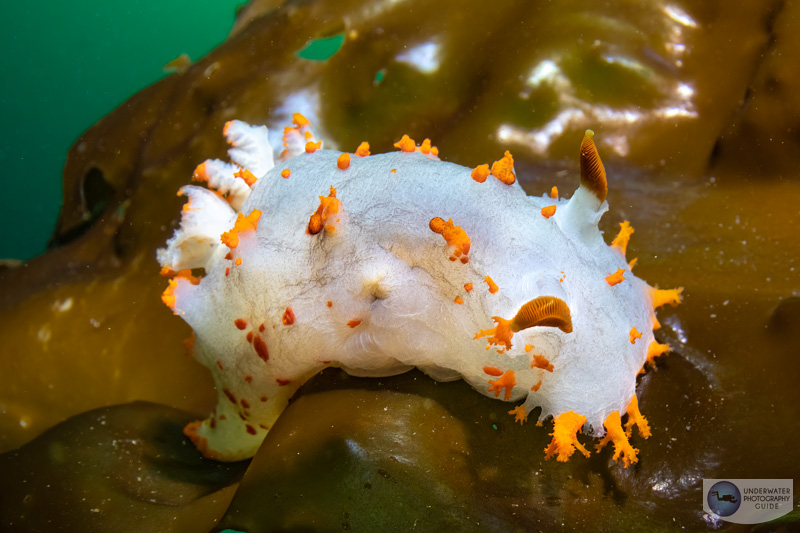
[
  {"left": 510, "top": 296, "right": 573, "bottom": 334},
  {"left": 579, "top": 129, "right": 607, "bottom": 202}
]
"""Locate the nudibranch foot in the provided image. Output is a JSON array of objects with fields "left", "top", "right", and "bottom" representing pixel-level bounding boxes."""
[{"left": 159, "top": 117, "right": 681, "bottom": 463}]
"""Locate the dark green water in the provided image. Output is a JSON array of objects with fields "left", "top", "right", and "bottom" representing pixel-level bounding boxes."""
[{"left": 0, "top": 1, "right": 243, "bottom": 261}]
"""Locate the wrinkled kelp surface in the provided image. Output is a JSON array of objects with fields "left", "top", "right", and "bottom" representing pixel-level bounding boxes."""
[{"left": 1, "top": 0, "right": 798, "bottom": 531}]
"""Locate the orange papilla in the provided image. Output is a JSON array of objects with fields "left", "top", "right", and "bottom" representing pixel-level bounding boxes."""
[
  {"left": 234, "top": 168, "right": 258, "bottom": 187},
  {"left": 394, "top": 134, "right": 416, "bottom": 153},
  {"left": 474, "top": 316, "right": 514, "bottom": 352},
  {"left": 524, "top": 344, "right": 533, "bottom": 353},
  {"left": 484, "top": 276, "right": 499, "bottom": 294},
  {"left": 541, "top": 205, "right": 556, "bottom": 219},
  {"left": 471, "top": 164, "right": 489, "bottom": 183},
  {"left": 161, "top": 279, "right": 178, "bottom": 310},
  {"left": 304, "top": 131, "right": 313, "bottom": 139},
  {"left": 307, "top": 186, "right": 340, "bottom": 235},
  {"left": 595, "top": 411, "right": 638, "bottom": 468},
  {"left": 282, "top": 307, "right": 295, "bottom": 326},
  {"left": 234, "top": 318, "right": 248, "bottom": 330},
  {"left": 419, "top": 138, "right": 432, "bottom": 154},
  {"left": 611, "top": 221, "right": 634, "bottom": 257},
  {"left": 650, "top": 287, "right": 684, "bottom": 308},
  {"left": 221, "top": 210, "right": 262, "bottom": 249},
  {"left": 644, "top": 341, "right": 671, "bottom": 369},
  {"left": 430, "top": 146, "right": 439, "bottom": 156},
  {"left": 281, "top": 169, "right": 291, "bottom": 179},
  {"left": 355, "top": 142, "right": 370, "bottom": 157},
  {"left": 544, "top": 411, "right": 590, "bottom": 462},
  {"left": 490, "top": 150, "right": 516, "bottom": 185},
  {"left": 305, "top": 141, "right": 321, "bottom": 153},
  {"left": 629, "top": 327, "right": 642, "bottom": 344},
  {"left": 337, "top": 153, "right": 351, "bottom": 170},
  {"left": 624, "top": 394, "right": 651, "bottom": 439},
  {"left": 531, "top": 354, "right": 554, "bottom": 372},
  {"left": 464, "top": 282, "right": 473, "bottom": 292},
  {"left": 347, "top": 319, "right": 362, "bottom": 328},
  {"left": 488, "top": 370, "right": 516, "bottom": 400},
  {"left": 509, "top": 405, "right": 527, "bottom": 425},
  {"left": 429, "top": 217, "right": 471, "bottom": 257},
  {"left": 605, "top": 268, "right": 626, "bottom": 286},
  {"left": 550, "top": 186, "right": 558, "bottom": 199},
  {"left": 454, "top": 296, "right": 464, "bottom": 304},
  {"left": 292, "top": 113, "right": 310, "bottom": 127}
]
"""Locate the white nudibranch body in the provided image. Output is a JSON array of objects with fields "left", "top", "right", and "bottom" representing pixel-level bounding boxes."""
[{"left": 158, "top": 115, "right": 682, "bottom": 465}]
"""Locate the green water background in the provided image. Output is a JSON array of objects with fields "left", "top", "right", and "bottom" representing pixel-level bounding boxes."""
[{"left": 0, "top": 0, "right": 244, "bottom": 261}]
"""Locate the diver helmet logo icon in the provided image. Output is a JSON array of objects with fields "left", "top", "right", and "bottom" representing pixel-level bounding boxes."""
[{"left": 707, "top": 481, "right": 742, "bottom": 516}]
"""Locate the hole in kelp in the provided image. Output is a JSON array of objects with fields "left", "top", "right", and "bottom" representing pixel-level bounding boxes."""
[
  {"left": 296, "top": 32, "right": 346, "bottom": 61},
  {"left": 50, "top": 166, "right": 117, "bottom": 249},
  {"left": 82, "top": 166, "right": 116, "bottom": 219}
]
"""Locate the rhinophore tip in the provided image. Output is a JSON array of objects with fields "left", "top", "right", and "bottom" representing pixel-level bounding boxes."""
[{"left": 580, "top": 130, "right": 607, "bottom": 203}]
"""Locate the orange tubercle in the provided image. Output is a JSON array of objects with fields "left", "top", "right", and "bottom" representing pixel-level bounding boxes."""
[
  {"left": 429, "top": 217, "right": 471, "bottom": 260},
  {"left": 234, "top": 168, "right": 258, "bottom": 187},
  {"left": 509, "top": 405, "right": 527, "bottom": 425},
  {"left": 282, "top": 307, "right": 295, "bottom": 326},
  {"left": 454, "top": 296, "right": 464, "bottom": 304},
  {"left": 221, "top": 210, "right": 262, "bottom": 249},
  {"left": 355, "top": 142, "right": 370, "bottom": 157},
  {"left": 307, "top": 186, "right": 340, "bottom": 235},
  {"left": 394, "top": 134, "right": 416, "bottom": 153},
  {"left": 471, "top": 164, "right": 489, "bottom": 183},
  {"left": 281, "top": 169, "right": 291, "bottom": 179},
  {"left": 347, "top": 319, "right": 362, "bottom": 328},
  {"left": 464, "top": 282, "right": 473, "bottom": 292},
  {"left": 605, "top": 269, "right": 626, "bottom": 286},
  {"left": 305, "top": 141, "right": 321, "bottom": 153},
  {"left": 544, "top": 411, "right": 590, "bottom": 462},
  {"left": 650, "top": 287, "right": 684, "bottom": 308},
  {"left": 629, "top": 327, "right": 642, "bottom": 344},
  {"left": 611, "top": 221, "right": 634, "bottom": 257},
  {"left": 595, "top": 411, "right": 638, "bottom": 467},
  {"left": 431, "top": 146, "right": 439, "bottom": 157},
  {"left": 531, "top": 354, "right": 554, "bottom": 372},
  {"left": 474, "top": 316, "right": 514, "bottom": 352},
  {"left": 644, "top": 341, "right": 671, "bottom": 369},
  {"left": 337, "top": 153, "right": 351, "bottom": 170},
  {"left": 292, "top": 113, "right": 310, "bottom": 127},
  {"left": 488, "top": 370, "right": 516, "bottom": 400},
  {"left": 161, "top": 279, "right": 178, "bottom": 310},
  {"left": 541, "top": 205, "right": 556, "bottom": 219},
  {"left": 419, "top": 138, "right": 432, "bottom": 154},
  {"left": 484, "top": 276, "right": 499, "bottom": 294},
  {"left": 531, "top": 379, "right": 542, "bottom": 392},
  {"left": 490, "top": 150, "right": 516, "bottom": 185},
  {"left": 234, "top": 318, "right": 248, "bottom": 330},
  {"left": 624, "top": 395, "right": 651, "bottom": 439}
]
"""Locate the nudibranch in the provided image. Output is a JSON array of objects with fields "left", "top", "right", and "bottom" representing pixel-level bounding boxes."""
[{"left": 158, "top": 115, "right": 682, "bottom": 465}]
